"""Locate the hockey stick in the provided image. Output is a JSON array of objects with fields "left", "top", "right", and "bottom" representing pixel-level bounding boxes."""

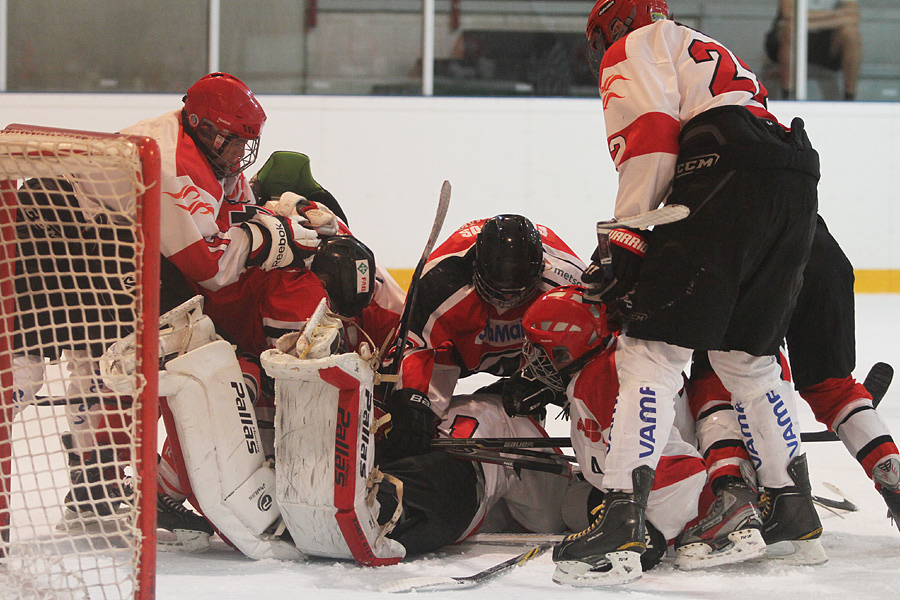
[
  {"left": 380, "top": 181, "right": 451, "bottom": 393},
  {"left": 596, "top": 204, "right": 690, "bottom": 232},
  {"left": 442, "top": 448, "right": 571, "bottom": 475},
  {"left": 464, "top": 533, "right": 565, "bottom": 546},
  {"left": 430, "top": 437, "right": 572, "bottom": 450},
  {"left": 812, "top": 493, "right": 857, "bottom": 514},
  {"left": 378, "top": 544, "right": 550, "bottom": 593},
  {"left": 448, "top": 445, "right": 859, "bottom": 514},
  {"left": 814, "top": 482, "right": 858, "bottom": 513},
  {"left": 801, "top": 362, "right": 893, "bottom": 443}
]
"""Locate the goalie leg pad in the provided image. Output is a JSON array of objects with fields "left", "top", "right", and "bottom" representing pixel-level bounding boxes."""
[
  {"left": 262, "top": 348, "right": 405, "bottom": 565},
  {"left": 162, "top": 339, "right": 302, "bottom": 561},
  {"left": 101, "top": 295, "right": 219, "bottom": 395}
]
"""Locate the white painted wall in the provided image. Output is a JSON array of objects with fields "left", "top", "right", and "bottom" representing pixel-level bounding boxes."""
[{"left": 2, "top": 94, "right": 898, "bottom": 271}]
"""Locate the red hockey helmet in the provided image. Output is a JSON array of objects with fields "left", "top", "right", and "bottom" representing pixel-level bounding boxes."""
[
  {"left": 183, "top": 72, "right": 267, "bottom": 178},
  {"left": 522, "top": 286, "right": 609, "bottom": 371},
  {"left": 585, "top": 0, "right": 669, "bottom": 53}
]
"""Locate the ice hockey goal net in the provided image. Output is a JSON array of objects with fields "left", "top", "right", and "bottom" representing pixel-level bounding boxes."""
[{"left": 0, "top": 124, "right": 160, "bottom": 599}]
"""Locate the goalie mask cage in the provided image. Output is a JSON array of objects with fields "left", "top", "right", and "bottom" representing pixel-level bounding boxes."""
[{"left": 0, "top": 124, "right": 160, "bottom": 600}]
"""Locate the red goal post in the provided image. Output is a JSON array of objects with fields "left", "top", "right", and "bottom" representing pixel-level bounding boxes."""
[{"left": 0, "top": 124, "right": 160, "bottom": 599}]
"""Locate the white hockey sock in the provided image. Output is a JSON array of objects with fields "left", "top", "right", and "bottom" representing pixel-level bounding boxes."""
[
  {"left": 603, "top": 336, "right": 691, "bottom": 491},
  {"left": 709, "top": 351, "right": 799, "bottom": 488}
]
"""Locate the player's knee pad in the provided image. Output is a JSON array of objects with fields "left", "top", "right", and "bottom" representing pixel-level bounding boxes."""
[
  {"left": 162, "top": 339, "right": 302, "bottom": 561},
  {"left": 261, "top": 345, "right": 405, "bottom": 566}
]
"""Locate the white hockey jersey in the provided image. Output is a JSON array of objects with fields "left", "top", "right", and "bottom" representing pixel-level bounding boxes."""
[{"left": 598, "top": 20, "right": 780, "bottom": 220}]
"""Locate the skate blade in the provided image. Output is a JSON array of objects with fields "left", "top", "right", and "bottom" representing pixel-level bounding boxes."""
[
  {"left": 553, "top": 551, "right": 642, "bottom": 586},
  {"left": 157, "top": 528, "right": 211, "bottom": 553},
  {"left": 764, "top": 538, "right": 828, "bottom": 565},
  {"left": 674, "top": 528, "right": 767, "bottom": 570}
]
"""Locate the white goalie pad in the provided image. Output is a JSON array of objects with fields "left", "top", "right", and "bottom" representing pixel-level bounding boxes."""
[
  {"left": 162, "top": 339, "right": 303, "bottom": 561},
  {"left": 261, "top": 346, "right": 405, "bottom": 566},
  {"left": 100, "top": 295, "right": 218, "bottom": 394}
]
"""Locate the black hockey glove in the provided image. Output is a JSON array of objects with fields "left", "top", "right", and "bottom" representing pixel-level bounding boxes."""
[
  {"left": 380, "top": 388, "right": 439, "bottom": 458},
  {"left": 501, "top": 371, "right": 565, "bottom": 419},
  {"left": 582, "top": 227, "right": 649, "bottom": 310}
]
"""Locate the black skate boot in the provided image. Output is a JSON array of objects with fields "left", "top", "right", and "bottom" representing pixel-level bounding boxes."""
[
  {"left": 552, "top": 466, "right": 654, "bottom": 586},
  {"left": 156, "top": 493, "right": 216, "bottom": 553},
  {"left": 872, "top": 456, "right": 900, "bottom": 533},
  {"left": 674, "top": 464, "right": 766, "bottom": 570},
  {"left": 59, "top": 432, "right": 131, "bottom": 528},
  {"left": 759, "top": 454, "right": 827, "bottom": 565}
]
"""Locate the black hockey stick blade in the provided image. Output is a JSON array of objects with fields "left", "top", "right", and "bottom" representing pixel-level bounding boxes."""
[
  {"left": 801, "top": 362, "right": 893, "bottom": 443},
  {"left": 378, "top": 544, "right": 551, "bottom": 593},
  {"left": 801, "top": 430, "right": 839, "bottom": 443},
  {"left": 812, "top": 493, "right": 858, "bottom": 513},
  {"left": 431, "top": 436, "right": 572, "bottom": 450},
  {"left": 596, "top": 204, "right": 689, "bottom": 232},
  {"left": 864, "top": 361, "right": 893, "bottom": 408}
]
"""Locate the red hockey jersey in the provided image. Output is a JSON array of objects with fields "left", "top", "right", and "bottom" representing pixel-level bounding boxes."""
[{"left": 396, "top": 218, "right": 585, "bottom": 418}]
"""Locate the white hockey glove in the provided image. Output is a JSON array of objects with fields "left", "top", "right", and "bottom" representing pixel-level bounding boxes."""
[
  {"left": 264, "top": 191, "right": 339, "bottom": 237},
  {"left": 241, "top": 210, "right": 319, "bottom": 270}
]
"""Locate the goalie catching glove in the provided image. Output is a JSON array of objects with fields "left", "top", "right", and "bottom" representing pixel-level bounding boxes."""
[
  {"left": 380, "top": 388, "right": 439, "bottom": 459},
  {"left": 582, "top": 227, "right": 649, "bottom": 309}
]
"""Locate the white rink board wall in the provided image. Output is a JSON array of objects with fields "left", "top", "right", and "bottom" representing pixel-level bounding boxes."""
[{"left": 1, "top": 94, "right": 897, "bottom": 271}]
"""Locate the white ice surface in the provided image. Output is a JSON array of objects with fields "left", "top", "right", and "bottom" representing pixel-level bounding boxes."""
[{"left": 150, "top": 294, "right": 900, "bottom": 600}]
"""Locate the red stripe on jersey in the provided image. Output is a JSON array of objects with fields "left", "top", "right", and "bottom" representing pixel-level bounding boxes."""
[
  {"left": 609, "top": 111, "right": 680, "bottom": 165},
  {"left": 168, "top": 238, "right": 226, "bottom": 283},
  {"left": 600, "top": 37, "right": 629, "bottom": 70},
  {"left": 653, "top": 454, "right": 707, "bottom": 491}
]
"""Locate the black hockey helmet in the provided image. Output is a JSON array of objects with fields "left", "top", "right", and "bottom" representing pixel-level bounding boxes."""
[
  {"left": 310, "top": 236, "right": 376, "bottom": 318},
  {"left": 474, "top": 214, "right": 545, "bottom": 309}
]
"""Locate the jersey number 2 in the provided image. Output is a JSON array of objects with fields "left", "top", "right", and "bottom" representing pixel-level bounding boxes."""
[{"left": 688, "top": 40, "right": 767, "bottom": 105}]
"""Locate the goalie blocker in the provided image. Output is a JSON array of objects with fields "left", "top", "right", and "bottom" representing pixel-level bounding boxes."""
[{"left": 261, "top": 338, "right": 405, "bottom": 566}]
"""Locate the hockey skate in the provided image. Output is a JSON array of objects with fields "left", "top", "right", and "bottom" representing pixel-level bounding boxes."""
[
  {"left": 57, "top": 432, "right": 133, "bottom": 531},
  {"left": 872, "top": 456, "right": 900, "bottom": 533},
  {"left": 156, "top": 493, "right": 216, "bottom": 553},
  {"left": 674, "top": 464, "right": 766, "bottom": 570},
  {"left": 759, "top": 454, "right": 827, "bottom": 565},
  {"left": 552, "top": 466, "right": 653, "bottom": 587}
]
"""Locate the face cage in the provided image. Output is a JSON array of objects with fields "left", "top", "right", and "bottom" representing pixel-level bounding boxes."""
[
  {"left": 193, "top": 116, "right": 260, "bottom": 179},
  {"left": 473, "top": 271, "right": 541, "bottom": 309},
  {"left": 522, "top": 341, "right": 567, "bottom": 393},
  {"left": 212, "top": 134, "right": 260, "bottom": 178},
  {"left": 587, "top": 31, "right": 606, "bottom": 76}
]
